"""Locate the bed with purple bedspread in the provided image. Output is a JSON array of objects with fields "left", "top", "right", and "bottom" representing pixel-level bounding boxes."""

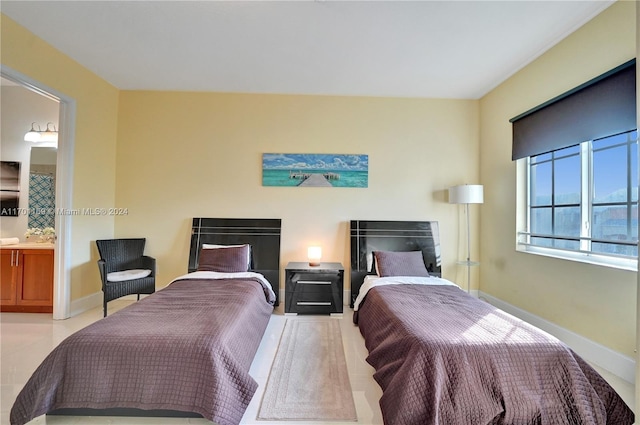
[
  {"left": 10, "top": 272, "right": 275, "bottom": 425},
  {"left": 354, "top": 276, "right": 635, "bottom": 425}
]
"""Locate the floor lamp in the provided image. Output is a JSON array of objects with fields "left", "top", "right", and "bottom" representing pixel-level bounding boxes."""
[{"left": 448, "top": 184, "right": 484, "bottom": 293}]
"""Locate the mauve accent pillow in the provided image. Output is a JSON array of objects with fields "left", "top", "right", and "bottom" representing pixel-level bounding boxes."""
[
  {"left": 202, "top": 244, "right": 252, "bottom": 269},
  {"left": 197, "top": 244, "right": 250, "bottom": 273},
  {"left": 373, "top": 250, "right": 430, "bottom": 277}
]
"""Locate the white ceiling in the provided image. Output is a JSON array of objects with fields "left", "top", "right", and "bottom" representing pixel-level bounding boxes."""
[{"left": 1, "top": 1, "right": 615, "bottom": 99}]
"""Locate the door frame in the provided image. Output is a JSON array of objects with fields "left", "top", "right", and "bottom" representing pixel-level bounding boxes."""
[{"left": 1, "top": 65, "right": 75, "bottom": 319}]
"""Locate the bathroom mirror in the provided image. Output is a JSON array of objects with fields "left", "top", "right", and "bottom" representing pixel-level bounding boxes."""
[{"left": 28, "top": 146, "right": 57, "bottom": 229}]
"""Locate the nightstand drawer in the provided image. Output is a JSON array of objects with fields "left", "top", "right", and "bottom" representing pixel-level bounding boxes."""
[
  {"left": 287, "top": 289, "right": 334, "bottom": 314},
  {"left": 288, "top": 273, "right": 339, "bottom": 294},
  {"left": 287, "top": 286, "right": 332, "bottom": 303}
]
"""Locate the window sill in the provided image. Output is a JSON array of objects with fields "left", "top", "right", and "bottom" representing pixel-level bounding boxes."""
[{"left": 516, "top": 244, "right": 638, "bottom": 272}]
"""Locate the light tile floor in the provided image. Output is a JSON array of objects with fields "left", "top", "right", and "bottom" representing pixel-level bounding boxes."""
[{"left": 1, "top": 300, "right": 635, "bottom": 425}]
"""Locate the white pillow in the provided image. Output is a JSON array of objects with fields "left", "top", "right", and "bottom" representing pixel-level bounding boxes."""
[
  {"left": 202, "top": 244, "right": 251, "bottom": 269},
  {"left": 107, "top": 269, "right": 151, "bottom": 282}
]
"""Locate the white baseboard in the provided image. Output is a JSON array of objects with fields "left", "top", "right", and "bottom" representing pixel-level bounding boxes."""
[
  {"left": 69, "top": 292, "right": 140, "bottom": 317},
  {"left": 480, "top": 291, "right": 635, "bottom": 385},
  {"left": 69, "top": 291, "right": 102, "bottom": 317}
]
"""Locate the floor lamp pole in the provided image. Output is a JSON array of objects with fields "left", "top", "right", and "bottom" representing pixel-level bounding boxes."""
[{"left": 465, "top": 202, "right": 471, "bottom": 294}]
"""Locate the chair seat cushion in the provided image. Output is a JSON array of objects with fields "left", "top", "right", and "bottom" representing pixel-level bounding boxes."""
[{"left": 107, "top": 269, "right": 152, "bottom": 282}]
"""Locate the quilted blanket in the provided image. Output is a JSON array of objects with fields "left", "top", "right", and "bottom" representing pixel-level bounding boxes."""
[
  {"left": 355, "top": 283, "right": 634, "bottom": 425},
  {"left": 10, "top": 276, "right": 273, "bottom": 425}
]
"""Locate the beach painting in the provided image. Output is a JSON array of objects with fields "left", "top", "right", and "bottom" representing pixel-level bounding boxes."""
[{"left": 262, "top": 153, "right": 368, "bottom": 188}]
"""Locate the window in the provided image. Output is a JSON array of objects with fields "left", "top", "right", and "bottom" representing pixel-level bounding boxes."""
[
  {"left": 520, "top": 130, "right": 638, "bottom": 264},
  {"left": 511, "top": 60, "right": 636, "bottom": 269}
]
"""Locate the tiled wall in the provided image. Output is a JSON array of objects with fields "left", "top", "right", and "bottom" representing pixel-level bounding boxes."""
[{"left": 28, "top": 173, "right": 55, "bottom": 228}]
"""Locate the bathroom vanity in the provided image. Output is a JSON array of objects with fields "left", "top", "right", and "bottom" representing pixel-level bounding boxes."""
[{"left": 0, "top": 243, "right": 54, "bottom": 313}]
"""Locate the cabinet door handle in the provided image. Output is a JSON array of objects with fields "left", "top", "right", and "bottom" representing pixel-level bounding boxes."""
[
  {"left": 296, "top": 302, "right": 331, "bottom": 306},
  {"left": 15, "top": 250, "right": 19, "bottom": 267},
  {"left": 297, "top": 280, "right": 332, "bottom": 285}
]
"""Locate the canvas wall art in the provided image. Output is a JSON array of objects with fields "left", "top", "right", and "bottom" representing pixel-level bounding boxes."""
[{"left": 262, "top": 153, "right": 368, "bottom": 188}]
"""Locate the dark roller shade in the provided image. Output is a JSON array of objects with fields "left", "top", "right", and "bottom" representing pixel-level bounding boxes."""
[{"left": 511, "top": 59, "right": 636, "bottom": 160}]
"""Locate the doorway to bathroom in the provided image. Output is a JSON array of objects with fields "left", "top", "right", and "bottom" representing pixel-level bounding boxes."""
[{"left": 1, "top": 68, "right": 76, "bottom": 319}]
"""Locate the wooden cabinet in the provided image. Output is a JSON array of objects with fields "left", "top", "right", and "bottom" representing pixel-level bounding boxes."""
[
  {"left": 1, "top": 246, "right": 54, "bottom": 313},
  {"left": 285, "top": 262, "right": 344, "bottom": 315},
  {"left": 0, "top": 250, "right": 18, "bottom": 305}
]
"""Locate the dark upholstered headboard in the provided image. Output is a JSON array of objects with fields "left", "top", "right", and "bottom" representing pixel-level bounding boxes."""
[
  {"left": 188, "top": 218, "right": 282, "bottom": 306},
  {"left": 349, "top": 220, "right": 441, "bottom": 308}
]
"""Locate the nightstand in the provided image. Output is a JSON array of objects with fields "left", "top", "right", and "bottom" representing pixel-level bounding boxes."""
[{"left": 284, "top": 262, "right": 344, "bottom": 315}]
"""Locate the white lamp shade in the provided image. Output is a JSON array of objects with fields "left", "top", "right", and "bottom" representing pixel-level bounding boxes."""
[
  {"left": 39, "top": 131, "right": 58, "bottom": 143},
  {"left": 449, "top": 184, "right": 484, "bottom": 204},
  {"left": 24, "top": 130, "right": 41, "bottom": 142},
  {"left": 308, "top": 246, "right": 322, "bottom": 266}
]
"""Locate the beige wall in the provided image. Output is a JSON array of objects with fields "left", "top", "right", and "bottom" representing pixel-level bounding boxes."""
[
  {"left": 115, "top": 92, "right": 480, "bottom": 289},
  {"left": 479, "top": 1, "right": 637, "bottom": 357},
  {"left": 1, "top": 14, "right": 120, "bottom": 299}
]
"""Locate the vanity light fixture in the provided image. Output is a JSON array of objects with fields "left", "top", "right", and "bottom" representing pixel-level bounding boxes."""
[
  {"left": 307, "top": 246, "right": 322, "bottom": 266},
  {"left": 24, "top": 122, "right": 58, "bottom": 146}
]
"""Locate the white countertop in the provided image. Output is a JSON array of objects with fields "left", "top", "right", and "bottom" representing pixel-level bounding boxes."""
[{"left": 0, "top": 242, "right": 54, "bottom": 250}]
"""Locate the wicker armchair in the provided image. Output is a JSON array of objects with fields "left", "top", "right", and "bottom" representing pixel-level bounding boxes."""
[{"left": 96, "top": 238, "right": 156, "bottom": 317}]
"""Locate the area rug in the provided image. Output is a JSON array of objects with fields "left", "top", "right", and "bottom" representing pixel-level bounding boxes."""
[{"left": 257, "top": 319, "right": 358, "bottom": 421}]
